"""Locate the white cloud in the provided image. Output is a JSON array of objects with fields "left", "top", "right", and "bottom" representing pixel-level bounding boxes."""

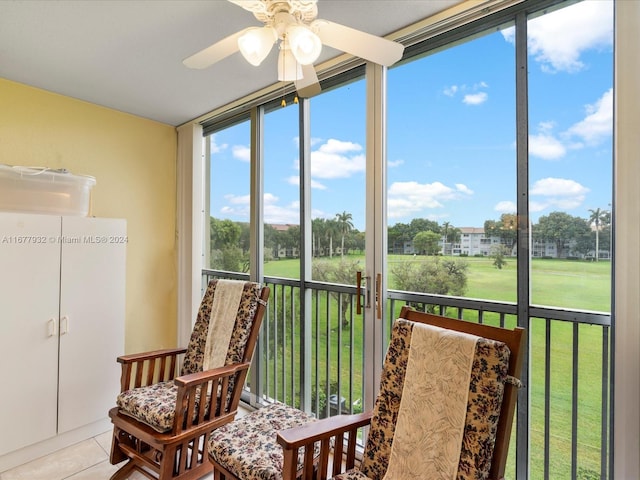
[
  {"left": 209, "top": 134, "right": 227, "bottom": 154},
  {"left": 232, "top": 145, "right": 250, "bottom": 162},
  {"left": 455, "top": 184, "right": 474, "bottom": 195},
  {"left": 293, "top": 136, "right": 324, "bottom": 148},
  {"left": 387, "top": 180, "right": 472, "bottom": 219},
  {"left": 219, "top": 192, "right": 301, "bottom": 224},
  {"left": 529, "top": 132, "right": 566, "bottom": 160},
  {"left": 495, "top": 201, "right": 516, "bottom": 213},
  {"left": 388, "top": 159, "right": 405, "bottom": 168},
  {"left": 443, "top": 85, "right": 458, "bottom": 97},
  {"left": 530, "top": 177, "right": 590, "bottom": 211},
  {"left": 310, "top": 139, "right": 365, "bottom": 179},
  {"left": 224, "top": 193, "right": 250, "bottom": 205},
  {"left": 531, "top": 177, "right": 589, "bottom": 197},
  {"left": 219, "top": 193, "right": 249, "bottom": 217},
  {"left": 565, "top": 88, "right": 613, "bottom": 146},
  {"left": 463, "top": 92, "right": 488, "bottom": 105},
  {"left": 264, "top": 202, "right": 300, "bottom": 224},
  {"left": 287, "top": 175, "right": 327, "bottom": 190},
  {"left": 502, "top": 1, "right": 612, "bottom": 73},
  {"left": 445, "top": 83, "right": 489, "bottom": 105},
  {"left": 529, "top": 88, "right": 612, "bottom": 160}
]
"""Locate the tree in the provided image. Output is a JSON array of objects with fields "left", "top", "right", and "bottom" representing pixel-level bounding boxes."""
[
  {"left": 391, "top": 257, "right": 469, "bottom": 312},
  {"left": 346, "top": 230, "right": 365, "bottom": 254},
  {"left": 484, "top": 213, "right": 517, "bottom": 252},
  {"left": 588, "top": 208, "right": 608, "bottom": 261},
  {"left": 325, "top": 219, "right": 339, "bottom": 258},
  {"left": 449, "top": 227, "right": 462, "bottom": 245},
  {"left": 413, "top": 231, "right": 441, "bottom": 255},
  {"left": 210, "top": 217, "right": 241, "bottom": 250},
  {"left": 282, "top": 225, "right": 300, "bottom": 256},
  {"left": 312, "top": 259, "right": 363, "bottom": 326},
  {"left": 441, "top": 221, "right": 450, "bottom": 254},
  {"left": 312, "top": 218, "right": 327, "bottom": 257},
  {"left": 535, "top": 211, "right": 591, "bottom": 258},
  {"left": 335, "top": 211, "right": 354, "bottom": 258},
  {"left": 490, "top": 244, "right": 510, "bottom": 269},
  {"left": 598, "top": 209, "right": 612, "bottom": 257},
  {"left": 409, "top": 218, "right": 440, "bottom": 238},
  {"left": 210, "top": 217, "right": 244, "bottom": 270},
  {"left": 264, "top": 223, "right": 278, "bottom": 260},
  {"left": 388, "top": 222, "right": 412, "bottom": 254}
]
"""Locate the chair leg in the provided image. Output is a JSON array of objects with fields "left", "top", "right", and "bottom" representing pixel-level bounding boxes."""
[
  {"left": 109, "top": 428, "right": 129, "bottom": 465},
  {"left": 109, "top": 459, "right": 137, "bottom": 480}
]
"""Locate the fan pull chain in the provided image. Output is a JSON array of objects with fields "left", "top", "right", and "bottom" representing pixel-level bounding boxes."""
[
  {"left": 280, "top": 35, "right": 299, "bottom": 107},
  {"left": 281, "top": 36, "right": 287, "bottom": 107}
]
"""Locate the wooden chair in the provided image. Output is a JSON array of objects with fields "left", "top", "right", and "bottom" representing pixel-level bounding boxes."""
[
  {"left": 276, "top": 306, "right": 525, "bottom": 480},
  {"left": 108, "top": 279, "right": 270, "bottom": 480}
]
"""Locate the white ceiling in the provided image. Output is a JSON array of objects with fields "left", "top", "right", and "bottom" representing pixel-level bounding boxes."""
[{"left": 0, "top": 0, "right": 462, "bottom": 126}]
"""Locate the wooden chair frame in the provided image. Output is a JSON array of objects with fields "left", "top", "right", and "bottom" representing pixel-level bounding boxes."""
[
  {"left": 109, "top": 284, "right": 270, "bottom": 480},
  {"left": 277, "top": 306, "right": 525, "bottom": 480}
]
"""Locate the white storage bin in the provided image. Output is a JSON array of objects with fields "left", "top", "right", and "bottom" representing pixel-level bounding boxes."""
[{"left": 0, "top": 165, "right": 96, "bottom": 216}]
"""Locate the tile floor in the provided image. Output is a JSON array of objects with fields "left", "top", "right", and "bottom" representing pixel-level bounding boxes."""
[
  {"left": 0, "top": 406, "right": 255, "bottom": 480},
  {"left": 0, "top": 430, "right": 214, "bottom": 480}
]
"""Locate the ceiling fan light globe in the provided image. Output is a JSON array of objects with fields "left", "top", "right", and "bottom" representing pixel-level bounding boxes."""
[
  {"left": 238, "top": 26, "right": 276, "bottom": 66},
  {"left": 287, "top": 25, "right": 322, "bottom": 65}
]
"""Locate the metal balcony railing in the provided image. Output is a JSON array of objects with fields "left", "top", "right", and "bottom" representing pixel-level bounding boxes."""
[{"left": 203, "top": 269, "right": 611, "bottom": 480}]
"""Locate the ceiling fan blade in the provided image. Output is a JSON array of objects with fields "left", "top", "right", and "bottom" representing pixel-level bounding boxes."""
[
  {"left": 295, "top": 64, "right": 321, "bottom": 98},
  {"left": 227, "top": 0, "right": 268, "bottom": 15},
  {"left": 183, "top": 28, "right": 248, "bottom": 69},
  {"left": 314, "top": 20, "right": 404, "bottom": 67}
]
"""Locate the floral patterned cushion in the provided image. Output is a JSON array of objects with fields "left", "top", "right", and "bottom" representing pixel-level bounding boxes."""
[
  {"left": 116, "top": 380, "right": 212, "bottom": 433},
  {"left": 208, "top": 402, "right": 318, "bottom": 480},
  {"left": 117, "top": 381, "right": 179, "bottom": 432},
  {"left": 359, "top": 318, "right": 510, "bottom": 480},
  {"left": 332, "top": 470, "right": 372, "bottom": 480}
]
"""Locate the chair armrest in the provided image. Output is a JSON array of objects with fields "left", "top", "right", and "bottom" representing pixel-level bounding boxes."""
[
  {"left": 174, "top": 362, "right": 250, "bottom": 388},
  {"left": 172, "top": 362, "right": 252, "bottom": 435},
  {"left": 117, "top": 347, "right": 187, "bottom": 364},
  {"left": 277, "top": 411, "right": 373, "bottom": 480},
  {"left": 117, "top": 347, "right": 187, "bottom": 391}
]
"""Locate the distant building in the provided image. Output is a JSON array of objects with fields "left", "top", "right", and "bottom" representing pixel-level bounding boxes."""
[{"left": 451, "top": 227, "right": 498, "bottom": 256}]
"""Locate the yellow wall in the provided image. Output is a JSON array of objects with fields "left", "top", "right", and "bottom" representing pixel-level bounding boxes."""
[{"left": 0, "top": 78, "right": 177, "bottom": 353}]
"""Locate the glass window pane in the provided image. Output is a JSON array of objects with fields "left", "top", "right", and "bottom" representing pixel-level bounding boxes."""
[
  {"left": 207, "top": 120, "right": 251, "bottom": 273},
  {"left": 264, "top": 104, "right": 301, "bottom": 279},
  {"left": 387, "top": 27, "right": 516, "bottom": 305},
  {"left": 528, "top": 1, "right": 613, "bottom": 312},
  {"left": 308, "top": 78, "right": 367, "bottom": 418},
  {"left": 309, "top": 77, "right": 366, "bottom": 280}
]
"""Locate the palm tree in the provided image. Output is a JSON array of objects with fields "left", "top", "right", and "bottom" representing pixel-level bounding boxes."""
[
  {"left": 442, "top": 221, "right": 451, "bottom": 255},
  {"left": 325, "top": 218, "right": 339, "bottom": 258},
  {"left": 312, "top": 218, "right": 326, "bottom": 257},
  {"left": 335, "top": 211, "right": 354, "bottom": 259},
  {"left": 588, "top": 207, "right": 607, "bottom": 261}
]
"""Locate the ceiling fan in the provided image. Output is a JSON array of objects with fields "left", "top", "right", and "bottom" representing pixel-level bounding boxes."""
[{"left": 183, "top": 0, "right": 405, "bottom": 98}]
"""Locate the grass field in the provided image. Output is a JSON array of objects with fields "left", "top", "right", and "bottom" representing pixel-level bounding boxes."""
[{"left": 260, "top": 254, "right": 612, "bottom": 479}]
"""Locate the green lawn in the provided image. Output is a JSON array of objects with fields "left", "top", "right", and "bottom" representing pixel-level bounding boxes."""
[
  {"left": 261, "top": 254, "right": 611, "bottom": 479},
  {"left": 265, "top": 254, "right": 611, "bottom": 311}
]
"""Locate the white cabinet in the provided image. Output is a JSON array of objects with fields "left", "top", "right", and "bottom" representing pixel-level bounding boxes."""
[{"left": 0, "top": 213, "right": 126, "bottom": 457}]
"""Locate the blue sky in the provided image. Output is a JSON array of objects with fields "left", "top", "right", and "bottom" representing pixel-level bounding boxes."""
[{"left": 210, "top": 0, "right": 613, "bottom": 232}]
